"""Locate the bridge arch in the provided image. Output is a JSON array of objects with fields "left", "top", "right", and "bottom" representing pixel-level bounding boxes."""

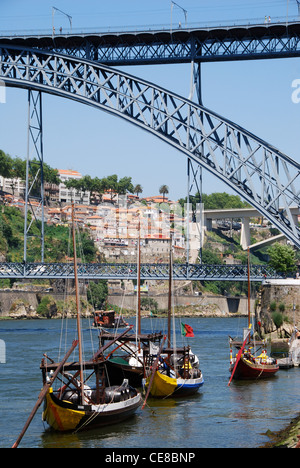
[{"left": 0, "top": 45, "right": 299, "bottom": 247}]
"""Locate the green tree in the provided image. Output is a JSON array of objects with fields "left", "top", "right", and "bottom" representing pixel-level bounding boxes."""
[
  {"left": 118, "top": 176, "right": 134, "bottom": 195},
  {"left": 87, "top": 281, "right": 108, "bottom": 310},
  {"left": 268, "top": 243, "right": 296, "bottom": 275},
  {"left": 202, "top": 192, "right": 249, "bottom": 210},
  {"left": 0, "top": 150, "right": 13, "bottom": 179},
  {"left": 179, "top": 191, "right": 249, "bottom": 212},
  {"left": 11, "top": 157, "right": 26, "bottom": 179},
  {"left": 202, "top": 248, "right": 222, "bottom": 265}
]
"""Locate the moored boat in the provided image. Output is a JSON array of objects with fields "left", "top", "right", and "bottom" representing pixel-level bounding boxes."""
[
  {"left": 228, "top": 248, "right": 279, "bottom": 384},
  {"left": 100, "top": 330, "right": 164, "bottom": 387},
  {"left": 146, "top": 352, "right": 204, "bottom": 398},
  {"left": 93, "top": 310, "right": 129, "bottom": 329},
  {"left": 144, "top": 239, "right": 204, "bottom": 399},
  {"left": 42, "top": 375, "right": 141, "bottom": 432},
  {"left": 41, "top": 204, "right": 142, "bottom": 432},
  {"left": 229, "top": 341, "right": 279, "bottom": 380}
]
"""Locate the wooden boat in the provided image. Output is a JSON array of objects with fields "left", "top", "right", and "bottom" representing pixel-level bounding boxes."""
[
  {"left": 98, "top": 222, "right": 165, "bottom": 387},
  {"left": 145, "top": 239, "right": 204, "bottom": 398},
  {"left": 41, "top": 204, "right": 142, "bottom": 432},
  {"left": 146, "top": 347, "right": 204, "bottom": 398},
  {"left": 101, "top": 232, "right": 204, "bottom": 397},
  {"left": 147, "top": 372, "right": 177, "bottom": 398},
  {"left": 228, "top": 249, "right": 279, "bottom": 384},
  {"left": 229, "top": 341, "right": 279, "bottom": 380},
  {"left": 41, "top": 358, "right": 141, "bottom": 432},
  {"left": 93, "top": 310, "right": 129, "bottom": 329},
  {"left": 12, "top": 207, "right": 142, "bottom": 448},
  {"left": 100, "top": 330, "right": 164, "bottom": 387}
]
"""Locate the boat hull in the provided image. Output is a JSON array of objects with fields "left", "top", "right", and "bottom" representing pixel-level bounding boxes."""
[
  {"left": 105, "top": 358, "right": 144, "bottom": 387},
  {"left": 174, "top": 376, "right": 204, "bottom": 397},
  {"left": 229, "top": 357, "right": 279, "bottom": 380},
  {"left": 147, "top": 371, "right": 204, "bottom": 398},
  {"left": 43, "top": 388, "right": 142, "bottom": 432}
]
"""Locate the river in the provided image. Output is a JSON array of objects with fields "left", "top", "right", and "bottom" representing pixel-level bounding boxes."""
[{"left": 1, "top": 316, "right": 300, "bottom": 448}]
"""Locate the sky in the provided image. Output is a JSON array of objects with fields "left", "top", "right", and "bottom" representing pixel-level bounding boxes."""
[{"left": 0, "top": 0, "right": 299, "bottom": 201}]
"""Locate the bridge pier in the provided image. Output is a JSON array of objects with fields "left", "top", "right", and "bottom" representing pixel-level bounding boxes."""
[
  {"left": 24, "top": 90, "right": 45, "bottom": 263},
  {"left": 240, "top": 217, "right": 251, "bottom": 250}
]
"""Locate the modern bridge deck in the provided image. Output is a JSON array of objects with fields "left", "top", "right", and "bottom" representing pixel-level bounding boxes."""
[{"left": 1, "top": 20, "right": 300, "bottom": 64}]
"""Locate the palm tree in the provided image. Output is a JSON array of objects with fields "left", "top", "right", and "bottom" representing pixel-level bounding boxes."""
[
  {"left": 159, "top": 184, "right": 169, "bottom": 201},
  {"left": 134, "top": 184, "right": 143, "bottom": 198}
]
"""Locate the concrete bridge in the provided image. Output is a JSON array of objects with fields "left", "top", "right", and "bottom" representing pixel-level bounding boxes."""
[{"left": 203, "top": 207, "right": 299, "bottom": 250}]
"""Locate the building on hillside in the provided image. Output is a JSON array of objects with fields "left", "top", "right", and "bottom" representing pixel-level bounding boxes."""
[
  {"left": 58, "top": 169, "right": 90, "bottom": 205},
  {"left": 0, "top": 176, "right": 26, "bottom": 197}
]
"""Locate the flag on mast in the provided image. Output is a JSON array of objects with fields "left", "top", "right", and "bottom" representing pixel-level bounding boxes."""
[{"left": 181, "top": 322, "right": 194, "bottom": 337}]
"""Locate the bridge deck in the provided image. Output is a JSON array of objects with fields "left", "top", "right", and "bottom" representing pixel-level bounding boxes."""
[
  {"left": 1, "top": 21, "right": 300, "bottom": 64},
  {"left": 0, "top": 262, "right": 283, "bottom": 281}
]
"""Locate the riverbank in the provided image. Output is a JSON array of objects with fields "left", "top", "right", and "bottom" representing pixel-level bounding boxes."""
[{"left": 261, "top": 414, "right": 300, "bottom": 448}]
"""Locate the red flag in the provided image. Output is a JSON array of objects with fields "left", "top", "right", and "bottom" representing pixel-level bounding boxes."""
[{"left": 181, "top": 322, "right": 194, "bottom": 338}]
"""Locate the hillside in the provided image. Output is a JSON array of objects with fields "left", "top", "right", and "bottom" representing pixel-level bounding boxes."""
[{"left": 0, "top": 205, "right": 97, "bottom": 263}]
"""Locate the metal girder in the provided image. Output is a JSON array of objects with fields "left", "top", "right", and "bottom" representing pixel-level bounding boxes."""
[
  {"left": 24, "top": 90, "right": 45, "bottom": 262},
  {"left": 0, "top": 45, "right": 299, "bottom": 247},
  {"left": 0, "top": 262, "right": 283, "bottom": 281},
  {"left": 2, "top": 22, "right": 300, "bottom": 65}
]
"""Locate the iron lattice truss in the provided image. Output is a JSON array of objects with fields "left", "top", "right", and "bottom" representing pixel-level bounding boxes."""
[
  {"left": 61, "top": 24, "right": 300, "bottom": 65},
  {"left": 0, "top": 262, "right": 283, "bottom": 281},
  {"left": 0, "top": 45, "right": 298, "bottom": 247},
  {"left": 2, "top": 22, "right": 300, "bottom": 65}
]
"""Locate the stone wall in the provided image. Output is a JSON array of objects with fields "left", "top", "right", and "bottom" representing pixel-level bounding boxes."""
[
  {"left": 0, "top": 290, "right": 81, "bottom": 318},
  {"left": 258, "top": 279, "right": 300, "bottom": 334},
  {"left": 108, "top": 293, "right": 252, "bottom": 316},
  {"left": 0, "top": 290, "right": 39, "bottom": 317}
]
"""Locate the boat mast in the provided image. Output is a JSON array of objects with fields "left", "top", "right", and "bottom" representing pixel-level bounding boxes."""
[
  {"left": 167, "top": 236, "right": 172, "bottom": 348},
  {"left": 137, "top": 218, "right": 141, "bottom": 336},
  {"left": 71, "top": 203, "right": 85, "bottom": 405},
  {"left": 247, "top": 247, "right": 251, "bottom": 330}
]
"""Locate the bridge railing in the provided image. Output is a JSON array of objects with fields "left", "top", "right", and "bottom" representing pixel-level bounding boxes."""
[
  {"left": 0, "top": 16, "right": 299, "bottom": 38},
  {"left": 0, "top": 262, "right": 283, "bottom": 281}
]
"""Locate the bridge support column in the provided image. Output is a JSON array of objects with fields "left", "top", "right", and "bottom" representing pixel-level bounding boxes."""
[
  {"left": 24, "top": 90, "right": 45, "bottom": 263},
  {"left": 186, "top": 60, "right": 203, "bottom": 264},
  {"left": 240, "top": 217, "right": 251, "bottom": 250},
  {"left": 205, "top": 218, "right": 213, "bottom": 231}
]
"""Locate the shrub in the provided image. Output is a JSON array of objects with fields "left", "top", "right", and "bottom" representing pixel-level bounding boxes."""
[
  {"left": 278, "top": 303, "right": 285, "bottom": 313},
  {"left": 37, "top": 295, "right": 57, "bottom": 318},
  {"left": 272, "top": 311, "right": 284, "bottom": 330}
]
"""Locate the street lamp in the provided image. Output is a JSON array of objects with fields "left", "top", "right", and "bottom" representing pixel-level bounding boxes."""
[
  {"left": 52, "top": 6, "right": 73, "bottom": 35},
  {"left": 287, "top": 0, "right": 300, "bottom": 24},
  {"left": 170, "top": 1, "right": 188, "bottom": 33}
]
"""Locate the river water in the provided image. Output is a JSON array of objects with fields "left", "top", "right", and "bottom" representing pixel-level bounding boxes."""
[{"left": 1, "top": 316, "right": 300, "bottom": 449}]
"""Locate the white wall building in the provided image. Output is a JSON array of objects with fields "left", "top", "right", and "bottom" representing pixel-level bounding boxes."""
[
  {"left": 58, "top": 169, "right": 90, "bottom": 205},
  {"left": 0, "top": 176, "right": 26, "bottom": 196}
]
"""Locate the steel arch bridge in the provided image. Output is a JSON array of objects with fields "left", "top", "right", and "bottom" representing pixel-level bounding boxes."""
[{"left": 0, "top": 44, "right": 299, "bottom": 249}]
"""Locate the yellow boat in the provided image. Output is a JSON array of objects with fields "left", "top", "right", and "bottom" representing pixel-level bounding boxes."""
[
  {"left": 146, "top": 371, "right": 177, "bottom": 398},
  {"left": 42, "top": 382, "right": 142, "bottom": 432},
  {"left": 43, "top": 388, "right": 85, "bottom": 432}
]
